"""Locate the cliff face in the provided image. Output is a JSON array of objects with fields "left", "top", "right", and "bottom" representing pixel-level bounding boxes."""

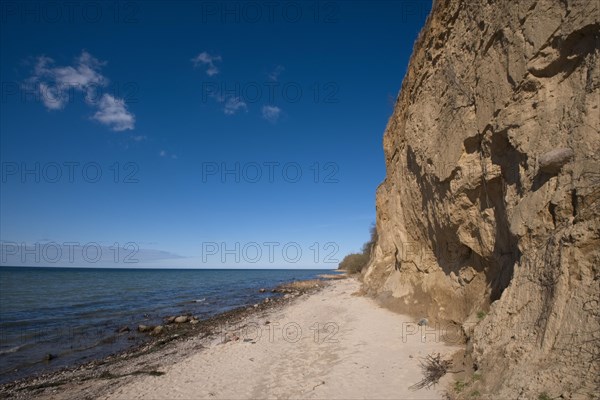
[{"left": 363, "top": 0, "right": 600, "bottom": 397}]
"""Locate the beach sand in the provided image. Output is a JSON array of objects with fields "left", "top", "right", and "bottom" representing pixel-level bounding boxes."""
[{"left": 103, "top": 278, "right": 459, "bottom": 400}]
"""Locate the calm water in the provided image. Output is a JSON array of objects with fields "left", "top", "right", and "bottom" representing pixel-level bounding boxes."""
[{"left": 0, "top": 267, "right": 333, "bottom": 383}]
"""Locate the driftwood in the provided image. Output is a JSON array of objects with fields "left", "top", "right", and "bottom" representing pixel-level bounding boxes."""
[{"left": 409, "top": 353, "right": 452, "bottom": 391}]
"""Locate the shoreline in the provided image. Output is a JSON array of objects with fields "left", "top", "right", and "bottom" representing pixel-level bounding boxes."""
[
  {"left": 2, "top": 276, "right": 462, "bottom": 399},
  {"left": 0, "top": 279, "right": 329, "bottom": 399}
]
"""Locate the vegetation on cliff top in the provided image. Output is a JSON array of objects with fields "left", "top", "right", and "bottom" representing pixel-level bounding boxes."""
[{"left": 338, "top": 224, "right": 377, "bottom": 274}]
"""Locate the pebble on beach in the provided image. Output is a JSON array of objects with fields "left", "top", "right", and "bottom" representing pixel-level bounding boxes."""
[
  {"left": 117, "top": 326, "right": 130, "bottom": 333},
  {"left": 152, "top": 326, "right": 164, "bottom": 335},
  {"left": 138, "top": 324, "right": 153, "bottom": 333}
]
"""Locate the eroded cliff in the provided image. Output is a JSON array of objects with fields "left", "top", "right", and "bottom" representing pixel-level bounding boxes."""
[{"left": 363, "top": 0, "right": 600, "bottom": 397}]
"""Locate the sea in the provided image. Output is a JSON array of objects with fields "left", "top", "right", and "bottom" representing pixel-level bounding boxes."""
[{"left": 0, "top": 267, "right": 334, "bottom": 384}]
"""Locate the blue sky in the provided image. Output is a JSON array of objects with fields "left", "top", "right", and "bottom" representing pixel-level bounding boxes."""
[{"left": 0, "top": 0, "right": 431, "bottom": 268}]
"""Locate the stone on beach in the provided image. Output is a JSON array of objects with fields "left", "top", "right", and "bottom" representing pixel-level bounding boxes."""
[
  {"left": 137, "top": 324, "right": 153, "bottom": 333},
  {"left": 174, "top": 316, "right": 189, "bottom": 323},
  {"left": 223, "top": 332, "right": 240, "bottom": 343},
  {"left": 152, "top": 326, "right": 164, "bottom": 335}
]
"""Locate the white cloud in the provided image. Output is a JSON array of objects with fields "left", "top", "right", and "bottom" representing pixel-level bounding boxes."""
[
  {"left": 223, "top": 96, "right": 247, "bottom": 115},
  {"left": 38, "top": 82, "right": 67, "bottom": 110},
  {"left": 27, "top": 51, "right": 136, "bottom": 131},
  {"left": 30, "top": 51, "right": 108, "bottom": 108},
  {"left": 159, "top": 150, "right": 178, "bottom": 159},
  {"left": 52, "top": 51, "right": 107, "bottom": 90},
  {"left": 261, "top": 105, "right": 282, "bottom": 123},
  {"left": 131, "top": 135, "right": 146, "bottom": 142},
  {"left": 91, "top": 94, "right": 135, "bottom": 131},
  {"left": 191, "top": 51, "right": 222, "bottom": 76},
  {"left": 207, "top": 92, "right": 247, "bottom": 116},
  {"left": 268, "top": 65, "right": 284, "bottom": 81},
  {"left": 190, "top": 52, "right": 247, "bottom": 116}
]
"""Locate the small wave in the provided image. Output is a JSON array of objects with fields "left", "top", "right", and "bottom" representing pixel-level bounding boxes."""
[
  {"left": 0, "top": 343, "right": 29, "bottom": 355},
  {"left": 178, "top": 297, "right": 208, "bottom": 306}
]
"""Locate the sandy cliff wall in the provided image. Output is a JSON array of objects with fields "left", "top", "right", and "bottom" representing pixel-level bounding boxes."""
[{"left": 363, "top": 0, "right": 599, "bottom": 397}]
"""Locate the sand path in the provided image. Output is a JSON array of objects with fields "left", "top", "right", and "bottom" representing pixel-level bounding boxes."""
[{"left": 105, "top": 279, "right": 458, "bottom": 400}]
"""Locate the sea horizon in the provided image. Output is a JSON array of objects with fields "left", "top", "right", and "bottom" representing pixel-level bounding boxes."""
[{"left": 0, "top": 266, "right": 338, "bottom": 270}]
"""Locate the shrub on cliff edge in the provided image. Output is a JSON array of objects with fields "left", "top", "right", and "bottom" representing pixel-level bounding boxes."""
[
  {"left": 338, "top": 224, "right": 378, "bottom": 273},
  {"left": 338, "top": 253, "right": 369, "bottom": 273}
]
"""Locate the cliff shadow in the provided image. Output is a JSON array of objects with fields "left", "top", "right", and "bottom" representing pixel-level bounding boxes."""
[{"left": 405, "top": 128, "right": 523, "bottom": 308}]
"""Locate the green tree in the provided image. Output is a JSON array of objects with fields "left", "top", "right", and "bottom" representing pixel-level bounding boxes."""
[
  {"left": 338, "top": 253, "right": 369, "bottom": 273},
  {"left": 338, "top": 224, "right": 377, "bottom": 273}
]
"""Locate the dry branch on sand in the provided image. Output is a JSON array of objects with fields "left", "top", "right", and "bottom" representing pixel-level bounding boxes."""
[{"left": 409, "top": 353, "right": 452, "bottom": 391}]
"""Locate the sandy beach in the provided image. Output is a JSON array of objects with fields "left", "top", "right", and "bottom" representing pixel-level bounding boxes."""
[
  {"left": 2, "top": 277, "right": 460, "bottom": 399},
  {"left": 107, "top": 278, "right": 457, "bottom": 400}
]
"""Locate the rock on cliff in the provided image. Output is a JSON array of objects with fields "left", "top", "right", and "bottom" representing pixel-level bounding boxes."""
[{"left": 362, "top": 0, "right": 599, "bottom": 397}]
